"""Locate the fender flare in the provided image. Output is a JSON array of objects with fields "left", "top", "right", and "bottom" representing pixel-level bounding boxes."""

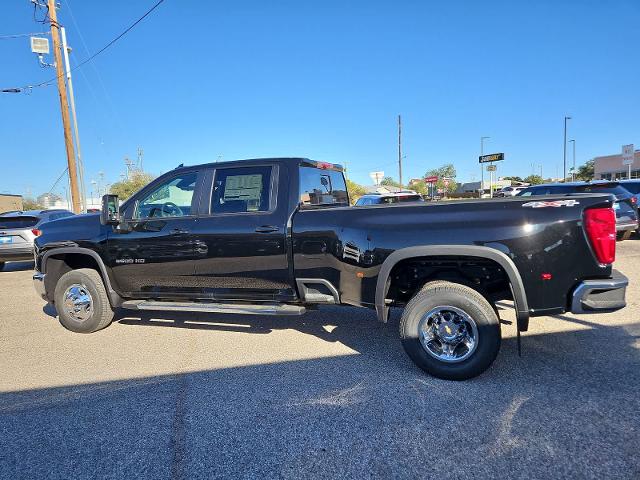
[
  {"left": 374, "top": 245, "right": 529, "bottom": 330},
  {"left": 42, "top": 247, "right": 122, "bottom": 307}
]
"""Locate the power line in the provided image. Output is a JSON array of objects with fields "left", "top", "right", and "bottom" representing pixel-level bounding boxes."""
[
  {"left": 1, "top": 0, "right": 167, "bottom": 93},
  {"left": 0, "top": 31, "right": 49, "bottom": 40}
]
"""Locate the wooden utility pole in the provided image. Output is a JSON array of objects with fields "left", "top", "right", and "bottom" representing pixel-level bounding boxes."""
[
  {"left": 48, "top": 0, "right": 81, "bottom": 213},
  {"left": 398, "top": 115, "right": 403, "bottom": 187}
]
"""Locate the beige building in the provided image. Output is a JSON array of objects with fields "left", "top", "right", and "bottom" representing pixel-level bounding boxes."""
[
  {"left": 0, "top": 194, "right": 23, "bottom": 213},
  {"left": 594, "top": 150, "right": 640, "bottom": 180}
]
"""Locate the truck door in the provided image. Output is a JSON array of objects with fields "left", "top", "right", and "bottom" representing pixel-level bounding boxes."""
[
  {"left": 107, "top": 169, "right": 204, "bottom": 297},
  {"left": 189, "top": 162, "right": 294, "bottom": 302}
]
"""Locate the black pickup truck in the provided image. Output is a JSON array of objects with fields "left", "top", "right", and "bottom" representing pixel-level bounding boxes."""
[{"left": 33, "top": 158, "right": 628, "bottom": 380}]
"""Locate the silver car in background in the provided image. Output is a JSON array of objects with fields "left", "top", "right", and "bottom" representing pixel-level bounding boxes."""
[
  {"left": 0, "top": 210, "right": 74, "bottom": 271},
  {"left": 496, "top": 186, "right": 527, "bottom": 197}
]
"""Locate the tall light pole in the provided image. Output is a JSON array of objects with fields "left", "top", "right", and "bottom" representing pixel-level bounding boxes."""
[
  {"left": 480, "top": 136, "right": 490, "bottom": 197},
  {"left": 60, "top": 27, "right": 86, "bottom": 212},
  {"left": 563, "top": 116, "right": 572, "bottom": 181},
  {"left": 398, "top": 115, "right": 403, "bottom": 187},
  {"left": 48, "top": 0, "right": 81, "bottom": 213},
  {"left": 568, "top": 139, "right": 576, "bottom": 181}
]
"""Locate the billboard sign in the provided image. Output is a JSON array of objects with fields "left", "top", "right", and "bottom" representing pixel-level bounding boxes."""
[
  {"left": 369, "top": 171, "right": 384, "bottom": 185},
  {"left": 479, "top": 153, "right": 504, "bottom": 163}
]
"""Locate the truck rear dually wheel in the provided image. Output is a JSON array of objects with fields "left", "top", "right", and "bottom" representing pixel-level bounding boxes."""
[
  {"left": 399, "top": 281, "right": 501, "bottom": 380},
  {"left": 54, "top": 268, "right": 115, "bottom": 333}
]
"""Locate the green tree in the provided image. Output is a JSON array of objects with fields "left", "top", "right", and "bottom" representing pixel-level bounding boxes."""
[
  {"left": 523, "top": 174, "right": 544, "bottom": 185},
  {"left": 109, "top": 171, "right": 155, "bottom": 200},
  {"left": 425, "top": 163, "right": 457, "bottom": 194},
  {"left": 22, "top": 197, "right": 43, "bottom": 210},
  {"left": 575, "top": 159, "right": 594, "bottom": 181},
  {"left": 346, "top": 179, "right": 366, "bottom": 204},
  {"left": 380, "top": 176, "right": 402, "bottom": 188},
  {"left": 503, "top": 176, "right": 524, "bottom": 184},
  {"left": 409, "top": 179, "right": 428, "bottom": 195}
]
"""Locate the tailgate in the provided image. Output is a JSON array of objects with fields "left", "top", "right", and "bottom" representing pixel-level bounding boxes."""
[{"left": 512, "top": 193, "right": 616, "bottom": 313}]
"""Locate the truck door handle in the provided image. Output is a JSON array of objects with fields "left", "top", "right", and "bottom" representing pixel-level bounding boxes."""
[
  {"left": 170, "top": 228, "right": 189, "bottom": 235},
  {"left": 255, "top": 225, "right": 279, "bottom": 233}
]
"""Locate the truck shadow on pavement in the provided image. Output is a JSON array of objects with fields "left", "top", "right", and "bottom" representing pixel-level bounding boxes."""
[{"left": 16, "top": 306, "right": 640, "bottom": 479}]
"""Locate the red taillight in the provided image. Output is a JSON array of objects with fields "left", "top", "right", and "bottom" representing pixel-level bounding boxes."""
[
  {"left": 632, "top": 196, "right": 638, "bottom": 205},
  {"left": 316, "top": 162, "right": 333, "bottom": 170},
  {"left": 31, "top": 229, "right": 42, "bottom": 237},
  {"left": 584, "top": 208, "right": 616, "bottom": 264}
]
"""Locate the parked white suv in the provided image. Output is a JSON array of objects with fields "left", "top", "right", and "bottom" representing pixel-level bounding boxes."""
[{"left": 0, "top": 210, "right": 74, "bottom": 270}]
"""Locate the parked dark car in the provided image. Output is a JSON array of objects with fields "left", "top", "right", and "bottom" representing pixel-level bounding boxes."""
[
  {"left": 618, "top": 179, "right": 640, "bottom": 208},
  {"left": 517, "top": 181, "right": 638, "bottom": 240},
  {"left": 355, "top": 192, "right": 424, "bottom": 205},
  {"left": 0, "top": 209, "right": 74, "bottom": 270},
  {"left": 32, "top": 158, "right": 627, "bottom": 380}
]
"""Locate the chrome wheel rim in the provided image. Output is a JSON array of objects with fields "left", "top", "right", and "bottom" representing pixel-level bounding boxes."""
[
  {"left": 418, "top": 306, "right": 479, "bottom": 363},
  {"left": 62, "top": 284, "right": 94, "bottom": 322}
]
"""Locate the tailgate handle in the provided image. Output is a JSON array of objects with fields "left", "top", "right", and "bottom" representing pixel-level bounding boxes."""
[{"left": 255, "top": 225, "right": 279, "bottom": 233}]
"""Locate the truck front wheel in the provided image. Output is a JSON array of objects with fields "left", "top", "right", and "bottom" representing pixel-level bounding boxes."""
[
  {"left": 54, "top": 268, "right": 115, "bottom": 333},
  {"left": 399, "top": 281, "right": 501, "bottom": 380}
]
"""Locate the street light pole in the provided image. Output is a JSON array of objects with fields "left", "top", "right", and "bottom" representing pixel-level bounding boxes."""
[
  {"left": 398, "top": 115, "right": 403, "bottom": 187},
  {"left": 60, "top": 27, "right": 86, "bottom": 213},
  {"left": 480, "top": 136, "right": 490, "bottom": 197},
  {"left": 563, "top": 116, "right": 572, "bottom": 182},
  {"left": 568, "top": 139, "right": 576, "bottom": 181}
]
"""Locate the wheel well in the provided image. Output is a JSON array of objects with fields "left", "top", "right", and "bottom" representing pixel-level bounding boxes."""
[
  {"left": 386, "top": 255, "right": 513, "bottom": 307},
  {"left": 44, "top": 253, "right": 104, "bottom": 301}
]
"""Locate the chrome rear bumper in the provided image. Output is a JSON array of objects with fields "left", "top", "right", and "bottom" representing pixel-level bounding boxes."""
[{"left": 570, "top": 269, "right": 628, "bottom": 314}]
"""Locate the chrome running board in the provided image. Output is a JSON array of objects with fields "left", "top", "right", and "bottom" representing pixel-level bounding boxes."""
[{"left": 120, "top": 300, "right": 306, "bottom": 316}]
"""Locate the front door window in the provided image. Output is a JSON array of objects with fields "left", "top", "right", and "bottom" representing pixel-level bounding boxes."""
[{"left": 134, "top": 172, "right": 198, "bottom": 219}]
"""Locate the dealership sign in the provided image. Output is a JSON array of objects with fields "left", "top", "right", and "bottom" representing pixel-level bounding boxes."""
[
  {"left": 479, "top": 153, "right": 505, "bottom": 163},
  {"left": 622, "top": 144, "right": 634, "bottom": 166},
  {"left": 424, "top": 175, "right": 438, "bottom": 183}
]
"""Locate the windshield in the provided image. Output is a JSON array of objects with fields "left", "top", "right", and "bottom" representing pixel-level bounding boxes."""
[{"left": 0, "top": 216, "right": 39, "bottom": 229}]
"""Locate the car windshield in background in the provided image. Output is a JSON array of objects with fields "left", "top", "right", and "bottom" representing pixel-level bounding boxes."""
[
  {"left": 398, "top": 194, "right": 423, "bottom": 202},
  {"left": 0, "top": 216, "right": 39, "bottom": 229},
  {"left": 620, "top": 181, "right": 640, "bottom": 194},
  {"left": 518, "top": 183, "right": 631, "bottom": 198}
]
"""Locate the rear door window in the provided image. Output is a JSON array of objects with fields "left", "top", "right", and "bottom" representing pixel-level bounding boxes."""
[
  {"left": 299, "top": 167, "right": 349, "bottom": 207},
  {"left": 211, "top": 166, "right": 273, "bottom": 214}
]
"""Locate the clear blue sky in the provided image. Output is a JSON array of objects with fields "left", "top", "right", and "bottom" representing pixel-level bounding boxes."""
[{"left": 1, "top": 0, "right": 639, "bottom": 197}]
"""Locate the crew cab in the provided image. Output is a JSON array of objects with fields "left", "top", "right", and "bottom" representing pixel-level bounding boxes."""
[{"left": 32, "top": 158, "right": 628, "bottom": 380}]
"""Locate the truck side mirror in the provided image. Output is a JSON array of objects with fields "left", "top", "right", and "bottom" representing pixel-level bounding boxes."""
[{"left": 101, "top": 194, "right": 120, "bottom": 225}]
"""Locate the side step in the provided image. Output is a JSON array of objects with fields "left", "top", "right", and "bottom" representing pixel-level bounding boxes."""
[{"left": 120, "top": 300, "right": 306, "bottom": 316}]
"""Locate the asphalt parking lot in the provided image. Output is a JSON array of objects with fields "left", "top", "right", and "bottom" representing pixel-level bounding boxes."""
[{"left": 1, "top": 244, "right": 639, "bottom": 479}]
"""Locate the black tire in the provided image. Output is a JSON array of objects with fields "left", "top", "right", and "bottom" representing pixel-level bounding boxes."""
[
  {"left": 54, "top": 268, "right": 115, "bottom": 333},
  {"left": 617, "top": 230, "right": 632, "bottom": 241},
  {"left": 0, "top": 262, "right": 5, "bottom": 271},
  {"left": 399, "top": 280, "right": 501, "bottom": 380}
]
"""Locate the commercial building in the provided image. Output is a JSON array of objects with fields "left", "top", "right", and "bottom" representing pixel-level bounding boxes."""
[
  {"left": 594, "top": 149, "right": 640, "bottom": 180},
  {"left": 0, "top": 194, "right": 23, "bottom": 213},
  {"left": 457, "top": 179, "right": 511, "bottom": 194}
]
